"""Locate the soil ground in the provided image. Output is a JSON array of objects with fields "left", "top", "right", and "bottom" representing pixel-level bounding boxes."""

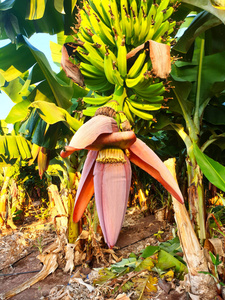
[{"left": 0, "top": 209, "right": 188, "bottom": 299}]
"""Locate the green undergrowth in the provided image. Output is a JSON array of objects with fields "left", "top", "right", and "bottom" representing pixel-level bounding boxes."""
[{"left": 93, "top": 236, "right": 187, "bottom": 298}]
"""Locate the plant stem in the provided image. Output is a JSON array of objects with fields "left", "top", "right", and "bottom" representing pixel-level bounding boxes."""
[
  {"left": 164, "top": 158, "right": 217, "bottom": 299},
  {"left": 172, "top": 125, "right": 206, "bottom": 242},
  {"left": 67, "top": 167, "right": 80, "bottom": 243},
  {"left": 187, "top": 146, "right": 206, "bottom": 243},
  {"left": 173, "top": 88, "right": 199, "bottom": 142},
  {"left": 194, "top": 37, "right": 205, "bottom": 131}
]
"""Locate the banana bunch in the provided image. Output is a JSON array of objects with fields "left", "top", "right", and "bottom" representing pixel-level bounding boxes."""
[{"left": 72, "top": 0, "right": 178, "bottom": 122}]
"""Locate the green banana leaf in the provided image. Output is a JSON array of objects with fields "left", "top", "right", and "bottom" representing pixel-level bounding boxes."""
[
  {"left": 193, "top": 143, "right": 225, "bottom": 192},
  {"left": 0, "top": 135, "right": 32, "bottom": 160},
  {"left": 0, "top": 43, "right": 36, "bottom": 81},
  {"left": 18, "top": 102, "right": 82, "bottom": 148},
  {"left": 173, "top": 11, "right": 223, "bottom": 54},
  {"left": 204, "top": 103, "right": 225, "bottom": 125},
  {"left": 5, "top": 100, "right": 31, "bottom": 124},
  {"left": 171, "top": 49, "right": 225, "bottom": 108},
  {"left": 0, "top": 0, "right": 81, "bottom": 42},
  {"left": 181, "top": 0, "right": 225, "bottom": 24},
  {"left": 0, "top": 35, "right": 88, "bottom": 113},
  {"left": 0, "top": 120, "right": 9, "bottom": 135},
  {"left": 30, "top": 101, "right": 81, "bottom": 131},
  {"left": 17, "top": 35, "right": 75, "bottom": 109},
  {"left": 1, "top": 71, "right": 34, "bottom": 105},
  {"left": 156, "top": 250, "right": 188, "bottom": 278}
]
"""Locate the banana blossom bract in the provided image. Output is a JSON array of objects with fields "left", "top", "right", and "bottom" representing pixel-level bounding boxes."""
[{"left": 60, "top": 115, "right": 184, "bottom": 248}]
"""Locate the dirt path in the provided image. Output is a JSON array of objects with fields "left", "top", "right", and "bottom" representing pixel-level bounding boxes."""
[{"left": 0, "top": 211, "right": 187, "bottom": 299}]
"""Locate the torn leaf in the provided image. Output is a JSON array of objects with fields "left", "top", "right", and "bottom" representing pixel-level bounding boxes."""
[
  {"left": 61, "top": 43, "right": 84, "bottom": 87},
  {"left": 149, "top": 40, "right": 171, "bottom": 79}
]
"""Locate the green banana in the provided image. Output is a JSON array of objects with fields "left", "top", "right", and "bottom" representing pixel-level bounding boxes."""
[
  {"left": 153, "top": 20, "right": 170, "bottom": 42},
  {"left": 85, "top": 77, "right": 114, "bottom": 92},
  {"left": 126, "top": 99, "right": 154, "bottom": 120},
  {"left": 126, "top": 61, "right": 149, "bottom": 88},
  {"left": 100, "top": 1, "right": 111, "bottom": 27},
  {"left": 138, "top": 0, "right": 149, "bottom": 23},
  {"left": 113, "top": 85, "right": 127, "bottom": 108},
  {"left": 83, "top": 42, "right": 104, "bottom": 61},
  {"left": 157, "top": 0, "right": 170, "bottom": 13},
  {"left": 104, "top": 52, "right": 115, "bottom": 84},
  {"left": 83, "top": 95, "right": 113, "bottom": 105},
  {"left": 88, "top": 0, "right": 109, "bottom": 27},
  {"left": 112, "top": 66, "right": 124, "bottom": 86},
  {"left": 117, "top": 37, "right": 127, "bottom": 78},
  {"left": 78, "top": 27, "right": 93, "bottom": 43},
  {"left": 153, "top": 10, "right": 164, "bottom": 35},
  {"left": 127, "top": 98, "right": 162, "bottom": 111},
  {"left": 129, "top": 0, "right": 138, "bottom": 16},
  {"left": 80, "top": 62, "right": 104, "bottom": 77},
  {"left": 91, "top": 34, "right": 106, "bottom": 56},
  {"left": 144, "top": 4, "right": 158, "bottom": 41},
  {"left": 109, "top": 0, "right": 123, "bottom": 37},
  {"left": 127, "top": 49, "right": 147, "bottom": 78},
  {"left": 83, "top": 106, "right": 100, "bottom": 117},
  {"left": 139, "top": 95, "right": 164, "bottom": 103},
  {"left": 134, "top": 81, "right": 165, "bottom": 98},
  {"left": 163, "top": 6, "right": 174, "bottom": 21},
  {"left": 76, "top": 47, "right": 90, "bottom": 64},
  {"left": 131, "top": 13, "right": 140, "bottom": 45},
  {"left": 89, "top": 10, "right": 101, "bottom": 34},
  {"left": 120, "top": 0, "right": 129, "bottom": 37},
  {"left": 81, "top": 69, "right": 104, "bottom": 79},
  {"left": 97, "top": 18, "right": 116, "bottom": 47},
  {"left": 64, "top": 0, "right": 177, "bottom": 120},
  {"left": 123, "top": 100, "right": 134, "bottom": 123},
  {"left": 138, "top": 15, "right": 148, "bottom": 43}
]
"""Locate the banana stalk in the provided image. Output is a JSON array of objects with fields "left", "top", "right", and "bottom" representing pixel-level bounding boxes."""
[{"left": 164, "top": 158, "right": 217, "bottom": 300}]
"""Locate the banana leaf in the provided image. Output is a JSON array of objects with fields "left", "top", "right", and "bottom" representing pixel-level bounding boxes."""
[
  {"left": 0, "top": 0, "right": 81, "bottom": 42},
  {"left": 156, "top": 250, "right": 188, "bottom": 278},
  {"left": 173, "top": 11, "right": 223, "bottom": 54},
  {"left": 171, "top": 49, "right": 225, "bottom": 109},
  {"left": 181, "top": 0, "right": 225, "bottom": 24},
  {"left": 30, "top": 101, "right": 82, "bottom": 131},
  {"left": 193, "top": 143, "right": 225, "bottom": 192},
  {"left": 5, "top": 100, "right": 31, "bottom": 124},
  {"left": 0, "top": 135, "right": 32, "bottom": 160}
]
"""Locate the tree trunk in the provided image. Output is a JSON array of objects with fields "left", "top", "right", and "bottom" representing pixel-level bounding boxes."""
[{"left": 164, "top": 158, "right": 217, "bottom": 300}]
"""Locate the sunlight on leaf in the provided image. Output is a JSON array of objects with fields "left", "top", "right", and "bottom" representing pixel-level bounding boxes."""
[
  {"left": 134, "top": 257, "right": 154, "bottom": 272},
  {"left": 93, "top": 268, "right": 116, "bottom": 285},
  {"left": 134, "top": 273, "right": 158, "bottom": 299},
  {"left": 193, "top": 143, "right": 225, "bottom": 192},
  {"left": 156, "top": 250, "right": 187, "bottom": 278},
  {"left": 27, "top": 0, "right": 47, "bottom": 20},
  {"left": 54, "top": 0, "right": 65, "bottom": 14},
  {"left": 160, "top": 270, "right": 174, "bottom": 282}
]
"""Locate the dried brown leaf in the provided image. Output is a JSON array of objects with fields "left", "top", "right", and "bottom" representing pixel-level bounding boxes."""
[
  {"left": 126, "top": 40, "right": 171, "bottom": 79},
  {"left": 61, "top": 43, "right": 84, "bottom": 87},
  {"left": 149, "top": 40, "right": 171, "bottom": 79},
  {"left": 64, "top": 243, "right": 75, "bottom": 273}
]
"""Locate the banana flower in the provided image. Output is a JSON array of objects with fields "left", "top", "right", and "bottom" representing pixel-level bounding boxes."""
[{"left": 60, "top": 114, "right": 184, "bottom": 248}]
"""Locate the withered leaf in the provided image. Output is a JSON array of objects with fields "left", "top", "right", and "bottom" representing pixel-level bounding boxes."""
[
  {"left": 126, "top": 40, "right": 171, "bottom": 79},
  {"left": 61, "top": 43, "right": 85, "bottom": 87},
  {"left": 149, "top": 40, "right": 171, "bottom": 79}
]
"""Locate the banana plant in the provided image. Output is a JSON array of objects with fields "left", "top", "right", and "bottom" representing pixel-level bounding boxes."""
[
  {"left": 0, "top": 28, "right": 89, "bottom": 240},
  {"left": 153, "top": 12, "right": 225, "bottom": 243}
]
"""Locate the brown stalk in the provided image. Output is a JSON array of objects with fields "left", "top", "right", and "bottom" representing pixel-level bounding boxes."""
[{"left": 164, "top": 158, "right": 217, "bottom": 300}]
